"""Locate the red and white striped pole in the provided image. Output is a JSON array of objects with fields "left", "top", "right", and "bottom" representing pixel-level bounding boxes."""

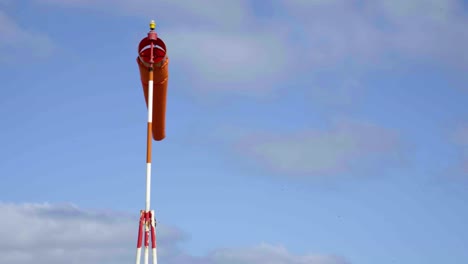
[{"left": 136, "top": 20, "right": 158, "bottom": 264}]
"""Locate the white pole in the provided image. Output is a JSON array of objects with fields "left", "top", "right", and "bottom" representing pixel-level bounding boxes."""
[
  {"left": 146, "top": 78, "right": 153, "bottom": 212},
  {"left": 144, "top": 75, "right": 154, "bottom": 264},
  {"left": 151, "top": 210, "right": 158, "bottom": 264},
  {"left": 136, "top": 249, "right": 142, "bottom": 264}
]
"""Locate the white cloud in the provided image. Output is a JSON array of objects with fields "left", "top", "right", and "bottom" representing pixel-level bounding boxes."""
[
  {"left": 204, "top": 244, "right": 349, "bottom": 264},
  {"left": 33, "top": 0, "right": 287, "bottom": 95},
  {"left": 0, "top": 202, "right": 349, "bottom": 264},
  {"left": 0, "top": 202, "right": 184, "bottom": 264},
  {"left": 282, "top": 0, "right": 468, "bottom": 70},
  {"left": 164, "top": 27, "right": 290, "bottom": 95},
  {"left": 28, "top": 0, "right": 468, "bottom": 99},
  {"left": 0, "top": 11, "right": 54, "bottom": 63},
  {"left": 31, "top": 0, "right": 468, "bottom": 70},
  {"left": 374, "top": 0, "right": 462, "bottom": 23},
  {"left": 164, "top": 244, "right": 349, "bottom": 264},
  {"left": 235, "top": 119, "right": 403, "bottom": 177},
  {"left": 36, "top": 0, "right": 252, "bottom": 28}
]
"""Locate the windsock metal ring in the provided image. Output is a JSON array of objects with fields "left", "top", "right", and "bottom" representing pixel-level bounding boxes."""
[{"left": 138, "top": 37, "right": 168, "bottom": 67}]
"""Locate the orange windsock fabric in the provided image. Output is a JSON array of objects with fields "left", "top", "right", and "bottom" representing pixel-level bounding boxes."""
[{"left": 137, "top": 55, "right": 169, "bottom": 141}]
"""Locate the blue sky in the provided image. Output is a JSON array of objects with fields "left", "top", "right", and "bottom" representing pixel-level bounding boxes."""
[{"left": 1, "top": 0, "right": 468, "bottom": 263}]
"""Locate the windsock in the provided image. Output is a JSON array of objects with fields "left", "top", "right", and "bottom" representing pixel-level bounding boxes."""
[{"left": 136, "top": 21, "right": 169, "bottom": 141}]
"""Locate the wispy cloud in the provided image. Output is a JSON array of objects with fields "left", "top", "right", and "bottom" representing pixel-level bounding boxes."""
[
  {"left": 186, "top": 244, "right": 350, "bottom": 264},
  {"left": 0, "top": 202, "right": 185, "bottom": 264},
  {"left": 27, "top": 0, "right": 467, "bottom": 103},
  {"left": 165, "top": 27, "right": 291, "bottom": 96},
  {"left": 234, "top": 118, "right": 404, "bottom": 178},
  {"left": 0, "top": 202, "right": 349, "bottom": 264},
  {"left": 35, "top": 0, "right": 252, "bottom": 28},
  {"left": 33, "top": 0, "right": 288, "bottom": 95},
  {"left": 0, "top": 11, "right": 54, "bottom": 63},
  {"left": 282, "top": 0, "right": 468, "bottom": 69}
]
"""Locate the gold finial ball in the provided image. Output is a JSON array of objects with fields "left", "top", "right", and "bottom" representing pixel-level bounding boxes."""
[{"left": 149, "top": 20, "right": 156, "bottom": 30}]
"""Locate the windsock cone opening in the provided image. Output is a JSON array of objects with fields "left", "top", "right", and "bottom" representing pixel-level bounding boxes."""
[
  {"left": 138, "top": 38, "right": 167, "bottom": 66},
  {"left": 137, "top": 37, "right": 169, "bottom": 141}
]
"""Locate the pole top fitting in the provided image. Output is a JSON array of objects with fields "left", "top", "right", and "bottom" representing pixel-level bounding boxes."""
[{"left": 149, "top": 20, "right": 156, "bottom": 30}]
